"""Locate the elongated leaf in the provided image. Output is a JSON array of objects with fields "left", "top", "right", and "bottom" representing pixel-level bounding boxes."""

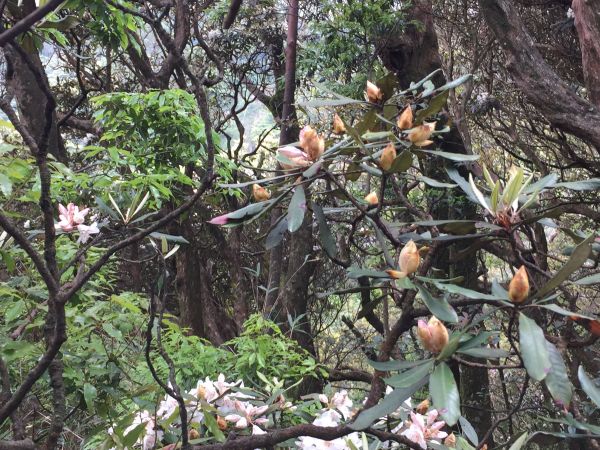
[
  {"left": 430, "top": 362, "right": 460, "bottom": 426},
  {"left": 149, "top": 232, "right": 189, "bottom": 244},
  {"left": 508, "top": 433, "right": 529, "bottom": 450},
  {"left": 417, "top": 175, "right": 457, "bottom": 188},
  {"left": 401, "top": 69, "right": 443, "bottom": 94},
  {"left": 347, "top": 267, "right": 391, "bottom": 279},
  {"left": 574, "top": 272, "right": 600, "bottom": 285},
  {"left": 469, "top": 174, "right": 493, "bottom": 214},
  {"left": 265, "top": 217, "right": 288, "bottom": 250},
  {"left": 555, "top": 179, "right": 600, "bottom": 191},
  {"left": 313, "top": 204, "right": 337, "bottom": 258},
  {"left": 389, "top": 150, "right": 413, "bottom": 173},
  {"left": 459, "top": 416, "right": 479, "bottom": 446},
  {"left": 458, "top": 347, "right": 508, "bottom": 359},
  {"left": 539, "top": 304, "right": 596, "bottom": 321},
  {"left": 458, "top": 332, "right": 499, "bottom": 351},
  {"left": 446, "top": 167, "right": 478, "bottom": 203},
  {"left": 287, "top": 186, "right": 306, "bottom": 233},
  {"left": 535, "top": 235, "right": 594, "bottom": 299},
  {"left": 415, "top": 91, "right": 449, "bottom": 122},
  {"left": 417, "top": 285, "right": 458, "bottom": 323},
  {"left": 519, "top": 313, "right": 551, "bottom": 381},
  {"left": 545, "top": 341, "right": 573, "bottom": 407},
  {"left": 83, "top": 383, "right": 97, "bottom": 411},
  {"left": 419, "top": 150, "right": 480, "bottom": 162},
  {"left": 349, "top": 377, "right": 428, "bottom": 430},
  {"left": 368, "top": 358, "right": 433, "bottom": 371},
  {"left": 434, "top": 74, "right": 472, "bottom": 93},
  {"left": 385, "top": 360, "right": 434, "bottom": 388},
  {"left": 578, "top": 366, "right": 600, "bottom": 408},
  {"left": 523, "top": 173, "right": 558, "bottom": 194},
  {"left": 432, "top": 281, "right": 503, "bottom": 301}
]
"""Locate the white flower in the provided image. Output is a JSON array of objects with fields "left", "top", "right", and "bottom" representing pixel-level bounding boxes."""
[
  {"left": 224, "top": 401, "right": 269, "bottom": 429},
  {"left": 567, "top": 7, "right": 574, "bottom": 18},
  {"left": 55, "top": 203, "right": 89, "bottom": 232},
  {"left": 23, "top": 220, "right": 30, "bottom": 229},
  {"left": 319, "top": 390, "right": 353, "bottom": 420},
  {"left": 296, "top": 410, "right": 362, "bottom": 449},
  {"left": 76, "top": 222, "right": 99, "bottom": 244}
]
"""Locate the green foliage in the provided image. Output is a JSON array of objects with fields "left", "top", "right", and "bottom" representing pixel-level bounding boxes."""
[
  {"left": 301, "top": 0, "right": 409, "bottom": 94},
  {"left": 227, "top": 314, "right": 324, "bottom": 387}
]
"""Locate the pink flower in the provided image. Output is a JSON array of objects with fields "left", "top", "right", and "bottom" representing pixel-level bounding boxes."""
[
  {"left": 208, "top": 214, "right": 230, "bottom": 225},
  {"left": 277, "top": 146, "right": 311, "bottom": 170},
  {"left": 401, "top": 410, "right": 447, "bottom": 449},
  {"left": 55, "top": 203, "right": 89, "bottom": 232}
]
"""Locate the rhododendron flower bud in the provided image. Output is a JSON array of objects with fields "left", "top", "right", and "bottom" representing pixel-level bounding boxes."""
[
  {"left": 252, "top": 184, "right": 271, "bottom": 202},
  {"left": 365, "top": 192, "right": 379, "bottom": 205},
  {"left": 299, "top": 125, "right": 324, "bottom": 161},
  {"left": 416, "top": 398, "right": 430, "bottom": 414},
  {"left": 188, "top": 429, "right": 200, "bottom": 440},
  {"left": 417, "top": 317, "right": 449, "bottom": 353},
  {"left": 386, "top": 269, "right": 406, "bottom": 279},
  {"left": 399, "top": 240, "right": 420, "bottom": 275},
  {"left": 277, "top": 146, "right": 311, "bottom": 170},
  {"left": 397, "top": 105, "right": 413, "bottom": 130},
  {"left": 365, "top": 81, "right": 382, "bottom": 103},
  {"left": 380, "top": 142, "right": 397, "bottom": 171},
  {"left": 509, "top": 265, "right": 529, "bottom": 303},
  {"left": 217, "top": 415, "right": 228, "bottom": 431},
  {"left": 332, "top": 114, "right": 346, "bottom": 135},
  {"left": 408, "top": 122, "right": 436, "bottom": 147},
  {"left": 444, "top": 433, "right": 456, "bottom": 448}
]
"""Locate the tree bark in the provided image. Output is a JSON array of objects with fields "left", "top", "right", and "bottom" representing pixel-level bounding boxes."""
[
  {"left": 572, "top": 0, "right": 600, "bottom": 108},
  {"left": 478, "top": 0, "right": 600, "bottom": 150}
]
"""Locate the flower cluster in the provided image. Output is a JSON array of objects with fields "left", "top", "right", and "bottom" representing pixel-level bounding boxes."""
[
  {"left": 109, "top": 374, "right": 271, "bottom": 450},
  {"left": 296, "top": 390, "right": 361, "bottom": 450},
  {"left": 108, "top": 376, "right": 451, "bottom": 450},
  {"left": 55, "top": 203, "right": 99, "bottom": 244}
]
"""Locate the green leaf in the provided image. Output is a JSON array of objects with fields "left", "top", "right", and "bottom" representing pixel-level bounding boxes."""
[
  {"left": 459, "top": 416, "right": 479, "bottom": 446},
  {"left": 430, "top": 362, "right": 460, "bottom": 426},
  {"left": 415, "top": 90, "right": 449, "bottom": 122},
  {"left": 417, "top": 175, "right": 457, "bottom": 188},
  {"left": 385, "top": 360, "right": 434, "bottom": 388},
  {"left": 349, "top": 377, "right": 427, "bottom": 430},
  {"left": 313, "top": 204, "right": 337, "bottom": 258},
  {"left": 457, "top": 347, "right": 508, "bottom": 359},
  {"left": 555, "top": 179, "right": 600, "bottom": 191},
  {"left": 347, "top": 267, "right": 391, "bottom": 279},
  {"left": 287, "top": 186, "right": 306, "bottom": 233},
  {"left": 368, "top": 358, "right": 433, "bottom": 371},
  {"left": 417, "top": 285, "right": 458, "bottom": 323},
  {"left": 83, "top": 383, "right": 97, "bottom": 411},
  {"left": 519, "top": 313, "right": 551, "bottom": 381},
  {"left": 544, "top": 341, "right": 573, "bottom": 407},
  {"left": 149, "top": 232, "right": 189, "bottom": 244},
  {"left": 508, "top": 433, "right": 529, "bottom": 450},
  {"left": 539, "top": 303, "right": 596, "bottom": 320},
  {"left": 573, "top": 272, "right": 600, "bottom": 285},
  {"left": 0, "top": 173, "right": 12, "bottom": 196},
  {"left": 418, "top": 150, "right": 479, "bottom": 162},
  {"left": 122, "top": 423, "right": 147, "bottom": 448},
  {"left": 265, "top": 216, "right": 288, "bottom": 250},
  {"left": 431, "top": 281, "right": 504, "bottom": 301},
  {"left": 389, "top": 150, "right": 413, "bottom": 173},
  {"left": 535, "top": 235, "right": 594, "bottom": 299},
  {"left": 578, "top": 366, "right": 600, "bottom": 408},
  {"left": 434, "top": 74, "right": 472, "bottom": 93},
  {"left": 436, "top": 333, "right": 462, "bottom": 361}
]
